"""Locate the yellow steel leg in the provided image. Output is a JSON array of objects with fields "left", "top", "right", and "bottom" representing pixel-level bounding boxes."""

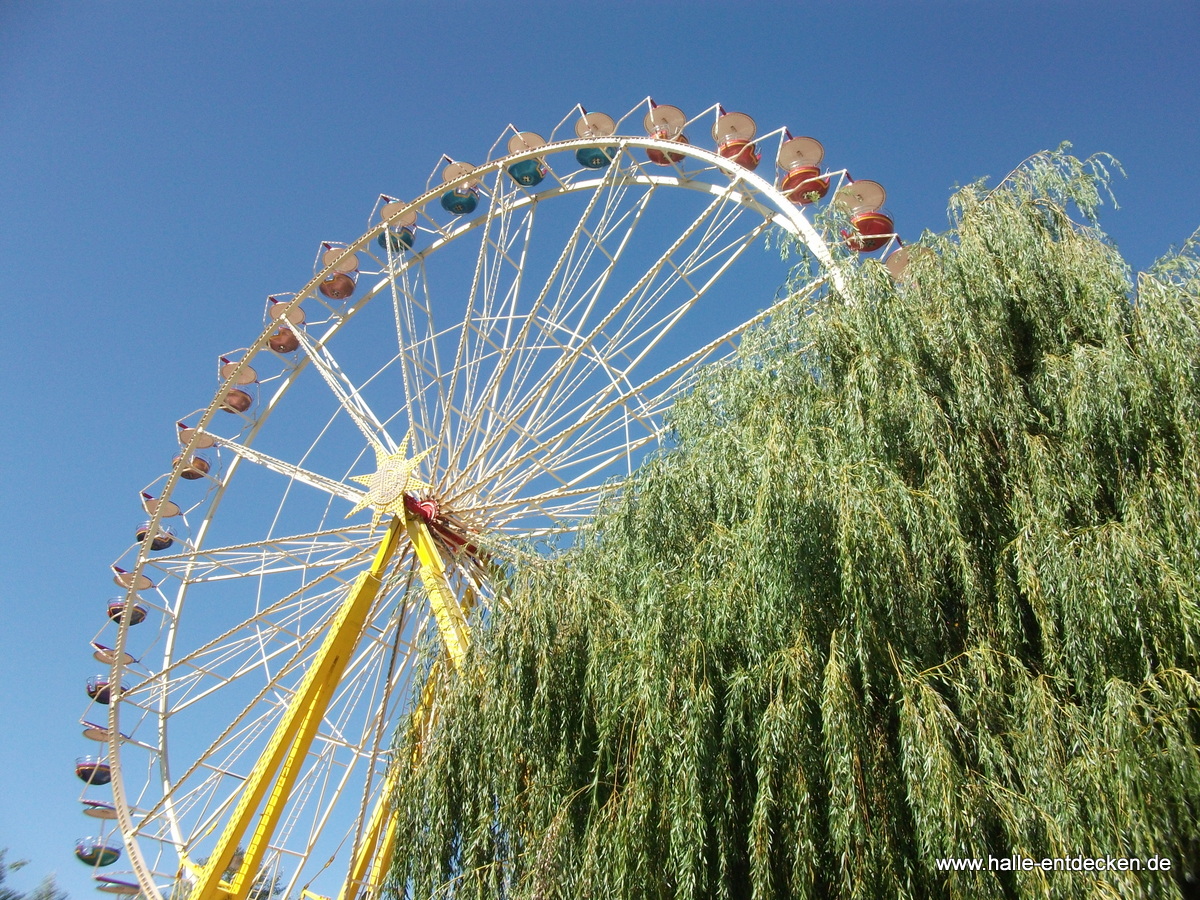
[
  {"left": 190, "top": 518, "right": 406, "bottom": 900},
  {"left": 364, "top": 805, "right": 400, "bottom": 899},
  {"left": 337, "top": 515, "right": 473, "bottom": 900},
  {"left": 336, "top": 657, "right": 443, "bottom": 900},
  {"left": 403, "top": 510, "right": 470, "bottom": 671},
  {"left": 338, "top": 777, "right": 391, "bottom": 900}
]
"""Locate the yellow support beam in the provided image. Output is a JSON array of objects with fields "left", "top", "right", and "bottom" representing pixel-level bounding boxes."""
[
  {"left": 190, "top": 518, "right": 406, "bottom": 900},
  {"left": 365, "top": 804, "right": 401, "bottom": 899},
  {"left": 337, "top": 658, "right": 443, "bottom": 900},
  {"left": 338, "top": 775, "right": 393, "bottom": 900},
  {"left": 197, "top": 509, "right": 470, "bottom": 900},
  {"left": 336, "top": 515, "right": 475, "bottom": 900},
  {"left": 403, "top": 510, "right": 470, "bottom": 671}
]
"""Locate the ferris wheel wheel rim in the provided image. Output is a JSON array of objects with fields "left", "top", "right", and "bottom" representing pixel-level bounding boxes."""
[
  {"left": 114, "top": 135, "right": 839, "bottom": 625},
  {"left": 101, "top": 129, "right": 839, "bottom": 900}
]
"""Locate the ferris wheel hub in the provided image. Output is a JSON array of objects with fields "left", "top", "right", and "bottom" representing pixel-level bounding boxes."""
[
  {"left": 347, "top": 433, "right": 432, "bottom": 524},
  {"left": 403, "top": 494, "right": 439, "bottom": 524}
]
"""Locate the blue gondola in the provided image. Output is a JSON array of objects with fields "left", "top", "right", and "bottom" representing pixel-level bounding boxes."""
[
  {"left": 505, "top": 132, "right": 549, "bottom": 186},
  {"left": 574, "top": 111, "right": 617, "bottom": 170},
  {"left": 75, "top": 839, "right": 120, "bottom": 868},
  {"left": 378, "top": 227, "right": 415, "bottom": 253},
  {"left": 575, "top": 146, "right": 615, "bottom": 169},
  {"left": 440, "top": 161, "right": 482, "bottom": 216},
  {"left": 506, "top": 158, "right": 547, "bottom": 186},
  {"left": 440, "top": 187, "right": 479, "bottom": 215}
]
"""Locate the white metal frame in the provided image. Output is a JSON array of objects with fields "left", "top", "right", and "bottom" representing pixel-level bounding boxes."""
[{"left": 83, "top": 99, "right": 845, "bottom": 900}]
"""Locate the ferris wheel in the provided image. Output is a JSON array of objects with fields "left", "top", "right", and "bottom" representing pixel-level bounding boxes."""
[{"left": 72, "top": 98, "right": 907, "bottom": 900}]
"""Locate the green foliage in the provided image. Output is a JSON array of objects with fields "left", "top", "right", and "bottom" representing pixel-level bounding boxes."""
[
  {"left": 387, "top": 150, "right": 1200, "bottom": 899},
  {"left": 0, "top": 851, "right": 67, "bottom": 900}
]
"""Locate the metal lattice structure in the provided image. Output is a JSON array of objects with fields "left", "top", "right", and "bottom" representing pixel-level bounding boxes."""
[{"left": 74, "top": 99, "right": 902, "bottom": 900}]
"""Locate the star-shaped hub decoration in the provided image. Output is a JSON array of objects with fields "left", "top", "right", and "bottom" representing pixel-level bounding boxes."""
[{"left": 347, "top": 432, "right": 433, "bottom": 526}]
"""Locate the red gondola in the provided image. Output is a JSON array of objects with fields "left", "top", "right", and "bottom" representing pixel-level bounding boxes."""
[
  {"left": 713, "top": 112, "right": 760, "bottom": 171},
  {"left": 644, "top": 104, "right": 688, "bottom": 166},
  {"left": 835, "top": 180, "right": 895, "bottom": 253},
  {"left": 777, "top": 137, "right": 829, "bottom": 204},
  {"left": 221, "top": 388, "right": 253, "bottom": 413},
  {"left": 319, "top": 247, "right": 359, "bottom": 299},
  {"left": 318, "top": 273, "right": 354, "bottom": 299},
  {"left": 269, "top": 328, "right": 300, "bottom": 353},
  {"left": 173, "top": 453, "right": 210, "bottom": 479}
]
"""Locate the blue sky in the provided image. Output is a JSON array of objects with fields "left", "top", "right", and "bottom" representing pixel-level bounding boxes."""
[{"left": 1, "top": 2, "right": 1197, "bottom": 897}]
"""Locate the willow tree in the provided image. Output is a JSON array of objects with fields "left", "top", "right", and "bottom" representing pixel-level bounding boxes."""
[
  {"left": 0, "top": 852, "right": 67, "bottom": 900},
  {"left": 386, "top": 151, "right": 1200, "bottom": 899}
]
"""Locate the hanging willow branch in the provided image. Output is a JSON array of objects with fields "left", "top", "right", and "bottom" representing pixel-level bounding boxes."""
[{"left": 387, "top": 149, "right": 1200, "bottom": 900}]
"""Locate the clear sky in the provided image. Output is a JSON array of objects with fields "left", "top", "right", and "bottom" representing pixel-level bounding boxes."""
[{"left": 1, "top": 2, "right": 1197, "bottom": 897}]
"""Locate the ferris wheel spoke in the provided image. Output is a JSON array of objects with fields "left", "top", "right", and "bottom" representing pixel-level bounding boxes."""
[
  {"left": 139, "top": 709, "right": 288, "bottom": 831},
  {"left": 492, "top": 325, "right": 652, "bottom": 449},
  {"left": 212, "top": 436, "right": 365, "bottom": 506},
  {"left": 441, "top": 208, "right": 512, "bottom": 453},
  {"left": 481, "top": 377, "right": 658, "bottom": 485},
  {"left": 135, "top": 548, "right": 415, "bottom": 729},
  {"left": 382, "top": 262, "right": 484, "bottom": 468},
  {"left": 290, "top": 327, "right": 397, "bottom": 453},
  {"left": 538, "top": 167, "right": 634, "bottom": 321},
  {"left": 145, "top": 528, "right": 378, "bottom": 587},
  {"left": 136, "top": 667, "right": 398, "bottom": 883},
  {"left": 447, "top": 207, "right": 537, "bottom": 463},
  {"left": 542, "top": 215, "right": 773, "bottom": 410},
  {"left": 534, "top": 234, "right": 798, "bottom": 445},
  {"left": 460, "top": 480, "right": 600, "bottom": 520},
  {"left": 532, "top": 182, "right": 735, "bottom": 388},
  {"left": 529, "top": 179, "right": 647, "bottom": 338},
  {"left": 527, "top": 345, "right": 714, "bottom": 456},
  {"left": 444, "top": 196, "right": 686, "bottom": 494},
  {"left": 440, "top": 174, "right": 645, "bottom": 479},
  {"left": 581, "top": 186, "right": 757, "bottom": 375},
  {"left": 127, "top": 571, "right": 423, "bottom": 890},
  {"left": 153, "top": 608, "right": 419, "bottom": 820},
  {"left": 135, "top": 621, "right": 327, "bottom": 717},
  {"left": 386, "top": 261, "right": 442, "bottom": 451},
  {"left": 458, "top": 172, "right": 626, "bottom": 412},
  {"left": 465, "top": 297, "right": 792, "bottom": 507},
  {"left": 479, "top": 183, "right": 652, "bottom": 432},
  {"left": 483, "top": 416, "right": 660, "bottom": 515},
  {"left": 470, "top": 444, "right": 659, "bottom": 531},
  {"left": 446, "top": 185, "right": 737, "bottom": 495}
]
